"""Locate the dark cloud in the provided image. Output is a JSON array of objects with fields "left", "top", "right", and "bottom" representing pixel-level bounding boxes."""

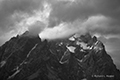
[
  {"left": 0, "top": 0, "right": 43, "bottom": 35},
  {"left": 49, "top": 0, "right": 96, "bottom": 25},
  {"left": 48, "top": 0, "right": 120, "bottom": 36},
  {"left": 0, "top": 0, "right": 120, "bottom": 36},
  {"left": 28, "top": 21, "right": 46, "bottom": 36},
  {"left": 93, "top": 0, "right": 120, "bottom": 20},
  {"left": 50, "top": 0, "right": 120, "bottom": 21}
]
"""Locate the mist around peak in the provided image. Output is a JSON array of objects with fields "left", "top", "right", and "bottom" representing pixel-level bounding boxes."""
[{"left": 38, "top": 15, "right": 108, "bottom": 41}]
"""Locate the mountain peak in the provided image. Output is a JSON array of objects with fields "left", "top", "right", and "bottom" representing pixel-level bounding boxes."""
[{"left": 0, "top": 32, "right": 120, "bottom": 80}]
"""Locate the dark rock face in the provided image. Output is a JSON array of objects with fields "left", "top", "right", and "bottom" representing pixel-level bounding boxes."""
[{"left": 0, "top": 32, "right": 120, "bottom": 80}]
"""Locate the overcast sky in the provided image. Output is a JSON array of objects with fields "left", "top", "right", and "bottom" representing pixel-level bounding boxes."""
[{"left": 0, "top": 0, "right": 120, "bottom": 69}]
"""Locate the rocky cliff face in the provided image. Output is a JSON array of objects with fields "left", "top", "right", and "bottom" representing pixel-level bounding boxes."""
[{"left": 0, "top": 32, "right": 120, "bottom": 80}]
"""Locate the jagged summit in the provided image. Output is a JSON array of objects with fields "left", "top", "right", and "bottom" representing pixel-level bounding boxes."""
[{"left": 0, "top": 32, "right": 120, "bottom": 80}]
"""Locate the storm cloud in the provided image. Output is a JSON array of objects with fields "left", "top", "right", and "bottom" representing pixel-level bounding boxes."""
[
  {"left": 48, "top": 0, "right": 120, "bottom": 36},
  {"left": 0, "top": 0, "right": 44, "bottom": 35},
  {"left": 0, "top": 0, "right": 120, "bottom": 37}
]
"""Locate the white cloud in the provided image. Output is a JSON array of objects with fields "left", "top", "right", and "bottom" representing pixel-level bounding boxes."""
[
  {"left": 83, "top": 15, "right": 110, "bottom": 31},
  {"left": 39, "top": 15, "right": 110, "bottom": 40},
  {"left": 39, "top": 22, "right": 77, "bottom": 40},
  {"left": 104, "top": 35, "right": 120, "bottom": 39}
]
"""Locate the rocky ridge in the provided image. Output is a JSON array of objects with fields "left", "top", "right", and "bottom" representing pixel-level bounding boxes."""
[{"left": 0, "top": 32, "right": 120, "bottom": 80}]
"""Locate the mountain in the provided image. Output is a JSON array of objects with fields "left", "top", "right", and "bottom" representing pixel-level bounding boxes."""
[{"left": 0, "top": 32, "right": 120, "bottom": 80}]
